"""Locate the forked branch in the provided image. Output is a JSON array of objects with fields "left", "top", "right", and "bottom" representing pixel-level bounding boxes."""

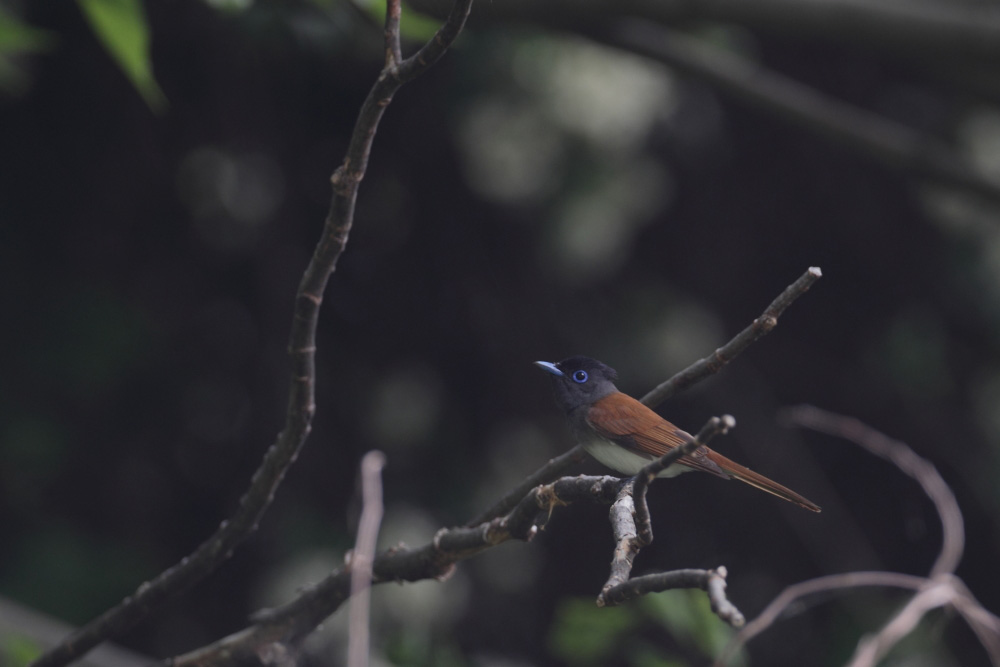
[
  {"left": 28, "top": 2, "right": 472, "bottom": 666},
  {"left": 714, "top": 408, "right": 1000, "bottom": 666}
]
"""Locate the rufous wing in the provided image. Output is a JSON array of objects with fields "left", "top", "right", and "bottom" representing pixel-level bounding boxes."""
[
  {"left": 585, "top": 392, "right": 728, "bottom": 478},
  {"left": 587, "top": 392, "right": 822, "bottom": 512}
]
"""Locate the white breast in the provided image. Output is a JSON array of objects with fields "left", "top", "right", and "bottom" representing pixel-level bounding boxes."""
[{"left": 582, "top": 437, "right": 689, "bottom": 478}]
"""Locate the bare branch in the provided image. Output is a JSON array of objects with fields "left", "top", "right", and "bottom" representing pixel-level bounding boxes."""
[
  {"left": 396, "top": 0, "right": 474, "bottom": 82},
  {"left": 705, "top": 567, "right": 745, "bottom": 628},
  {"left": 778, "top": 408, "right": 991, "bottom": 666},
  {"left": 641, "top": 268, "right": 822, "bottom": 408},
  {"left": 408, "top": 0, "right": 1000, "bottom": 62},
  {"left": 600, "top": 479, "right": 641, "bottom": 599},
  {"left": 602, "top": 568, "right": 745, "bottom": 626},
  {"left": 714, "top": 571, "right": 928, "bottom": 666},
  {"left": 782, "top": 406, "right": 963, "bottom": 578},
  {"left": 160, "top": 265, "right": 817, "bottom": 663},
  {"left": 166, "top": 458, "right": 748, "bottom": 663},
  {"left": 717, "top": 411, "right": 1000, "bottom": 666},
  {"left": 347, "top": 452, "right": 387, "bottom": 667},
  {"left": 28, "top": 2, "right": 473, "bottom": 665},
  {"left": 164, "top": 475, "right": 625, "bottom": 666},
  {"left": 606, "top": 22, "right": 1000, "bottom": 207},
  {"left": 164, "top": 418, "right": 753, "bottom": 664},
  {"left": 383, "top": 0, "right": 403, "bottom": 67}
]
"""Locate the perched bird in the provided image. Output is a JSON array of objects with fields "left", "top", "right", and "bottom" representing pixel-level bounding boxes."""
[{"left": 536, "top": 356, "right": 820, "bottom": 512}]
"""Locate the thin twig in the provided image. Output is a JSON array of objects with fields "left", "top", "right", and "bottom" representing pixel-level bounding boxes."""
[
  {"left": 779, "top": 407, "right": 985, "bottom": 667},
  {"left": 781, "top": 405, "right": 963, "bottom": 577},
  {"left": 603, "top": 567, "right": 745, "bottom": 628},
  {"left": 714, "top": 571, "right": 929, "bottom": 666},
  {"left": 641, "top": 268, "right": 822, "bottom": 408},
  {"left": 600, "top": 479, "right": 641, "bottom": 600},
  {"left": 705, "top": 567, "right": 745, "bottom": 627},
  {"left": 347, "top": 451, "right": 387, "bottom": 667},
  {"left": 716, "top": 410, "right": 998, "bottom": 666}
]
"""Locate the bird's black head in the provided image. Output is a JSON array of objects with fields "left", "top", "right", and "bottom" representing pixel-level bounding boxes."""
[{"left": 534, "top": 356, "right": 620, "bottom": 413}]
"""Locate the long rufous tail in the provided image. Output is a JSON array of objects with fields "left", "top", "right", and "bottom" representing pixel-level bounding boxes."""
[{"left": 707, "top": 450, "right": 821, "bottom": 512}]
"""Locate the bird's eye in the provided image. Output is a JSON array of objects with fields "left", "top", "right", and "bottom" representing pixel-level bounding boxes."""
[{"left": 572, "top": 370, "right": 588, "bottom": 383}]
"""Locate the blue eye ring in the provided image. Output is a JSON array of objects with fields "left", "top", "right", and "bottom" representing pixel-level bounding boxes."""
[{"left": 572, "top": 370, "right": 588, "bottom": 383}]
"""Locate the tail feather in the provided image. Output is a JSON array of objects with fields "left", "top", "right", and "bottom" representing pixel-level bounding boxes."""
[{"left": 707, "top": 450, "right": 821, "bottom": 513}]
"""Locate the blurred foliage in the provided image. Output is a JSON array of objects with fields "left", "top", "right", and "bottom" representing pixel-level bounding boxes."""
[
  {"left": 2, "top": 525, "right": 156, "bottom": 625},
  {"left": 549, "top": 598, "right": 639, "bottom": 665},
  {"left": 383, "top": 631, "right": 466, "bottom": 667},
  {"left": 639, "top": 590, "right": 737, "bottom": 660},
  {"left": 0, "top": 6, "right": 55, "bottom": 95},
  {"left": 548, "top": 592, "right": 740, "bottom": 666},
  {"left": 0, "top": 633, "right": 42, "bottom": 667},
  {"left": 2, "top": 0, "right": 1000, "bottom": 665}
]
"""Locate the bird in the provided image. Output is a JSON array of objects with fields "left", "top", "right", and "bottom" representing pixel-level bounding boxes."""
[{"left": 535, "top": 356, "right": 821, "bottom": 512}]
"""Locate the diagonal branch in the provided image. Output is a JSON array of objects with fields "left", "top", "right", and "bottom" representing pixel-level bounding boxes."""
[
  {"left": 28, "top": 2, "right": 472, "bottom": 666},
  {"left": 472, "top": 267, "right": 821, "bottom": 526},
  {"left": 605, "top": 22, "right": 1000, "bottom": 207},
  {"left": 409, "top": 0, "right": 1000, "bottom": 61},
  {"left": 166, "top": 452, "right": 749, "bottom": 664},
  {"left": 161, "top": 265, "right": 814, "bottom": 662},
  {"left": 716, "top": 410, "right": 1000, "bottom": 666},
  {"left": 641, "top": 267, "right": 822, "bottom": 408},
  {"left": 163, "top": 474, "right": 626, "bottom": 666},
  {"left": 464, "top": 445, "right": 589, "bottom": 526}
]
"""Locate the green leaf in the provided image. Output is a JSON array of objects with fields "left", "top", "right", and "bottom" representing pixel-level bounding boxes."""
[
  {"left": 76, "top": 0, "right": 166, "bottom": 111},
  {"left": 0, "top": 634, "right": 43, "bottom": 667},
  {"left": 548, "top": 597, "right": 639, "bottom": 665},
  {"left": 639, "top": 590, "right": 738, "bottom": 660}
]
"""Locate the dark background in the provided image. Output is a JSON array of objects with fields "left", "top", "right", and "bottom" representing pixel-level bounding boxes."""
[{"left": 2, "top": 1, "right": 1000, "bottom": 665}]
